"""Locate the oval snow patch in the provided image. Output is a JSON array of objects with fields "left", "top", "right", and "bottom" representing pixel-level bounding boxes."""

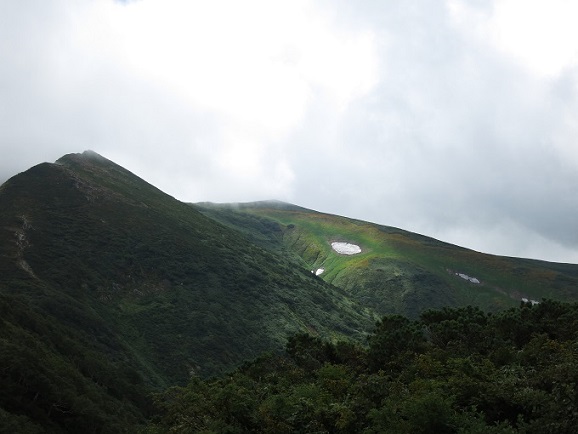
[{"left": 331, "top": 242, "right": 361, "bottom": 255}]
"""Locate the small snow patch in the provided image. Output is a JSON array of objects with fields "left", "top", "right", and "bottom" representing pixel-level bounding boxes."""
[
  {"left": 522, "top": 298, "right": 540, "bottom": 305},
  {"left": 331, "top": 242, "right": 361, "bottom": 255},
  {"left": 456, "top": 272, "right": 480, "bottom": 284}
]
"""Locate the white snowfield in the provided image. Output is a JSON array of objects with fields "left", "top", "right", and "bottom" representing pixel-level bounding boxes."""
[{"left": 331, "top": 242, "right": 361, "bottom": 255}]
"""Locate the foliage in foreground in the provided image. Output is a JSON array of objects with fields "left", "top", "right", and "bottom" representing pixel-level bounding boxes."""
[{"left": 149, "top": 300, "right": 578, "bottom": 433}]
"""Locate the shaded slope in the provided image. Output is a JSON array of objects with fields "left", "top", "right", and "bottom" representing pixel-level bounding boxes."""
[
  {"left": 196, "top": 201, "right": 578, "bottom": 318},
  {"left": 0, "top": 152, "right": 374, "bottom": 431}
]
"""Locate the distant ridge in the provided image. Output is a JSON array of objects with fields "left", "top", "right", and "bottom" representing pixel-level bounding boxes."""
[
  {"left": 197, "top": 200, "right": 578, "bottom": 318},
  {"left": 195, "top": 199, "right": 316, "bottom": 213}
]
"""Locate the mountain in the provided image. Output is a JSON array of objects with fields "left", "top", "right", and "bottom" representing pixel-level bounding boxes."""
[
  {"left": 195, "top": 201, "right": 578, "bottom": 318},
  {"left": 0, "top": 151, "right": 374, "bottom": 432},
  {"left": 2, "top": 151, "right": 578, "bottom": 432}
]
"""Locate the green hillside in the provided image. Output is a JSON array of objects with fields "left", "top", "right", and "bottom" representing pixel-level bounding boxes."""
[
  {"left": 0, "top": 152, "right": 374, "bottom": 431},
  {"left": 196, "top": 201, "right": 578, "bottom": 318}
]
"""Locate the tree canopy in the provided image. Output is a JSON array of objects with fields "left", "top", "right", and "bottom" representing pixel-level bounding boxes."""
[{"left": 148, "top": 300, "right": 578, "bottom": 434}]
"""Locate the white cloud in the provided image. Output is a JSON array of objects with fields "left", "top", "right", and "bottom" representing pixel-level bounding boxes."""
[
  {"left": 448, "top": 0, "right": 578, "bottom": 78},
  {"left": 489, "top": 0, "right": 578, "bottom": 77},
  {"left": 106, "top": 0, "right": 378, "bottom": 134}
]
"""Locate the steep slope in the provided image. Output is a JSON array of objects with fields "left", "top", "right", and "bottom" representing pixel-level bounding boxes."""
[
  {"left": 0, "top": 152, "right": 374, "bottom": 431},
  {"left": 196, "top": 201, "right": 578, "bottom": 318}
]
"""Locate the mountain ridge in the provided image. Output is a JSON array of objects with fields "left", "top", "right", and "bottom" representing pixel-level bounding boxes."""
[
  {"left": 199, "top": 199, "right": 578, "bottom": 264},
  {"left": 195, "top": 200, "right": 578, "bottom": 318},
  {"left": 2, "top": 151, "right": 578, "bottom": 431},
  {"left": 0, "top": 151, "right": 375, "bottom": 431}
]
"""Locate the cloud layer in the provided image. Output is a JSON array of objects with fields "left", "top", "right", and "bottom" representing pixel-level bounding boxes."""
[{"left": 1, "top": 0, "right": 577, "bottom": 263}]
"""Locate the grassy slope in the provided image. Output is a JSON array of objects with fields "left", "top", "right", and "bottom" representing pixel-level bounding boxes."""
[
  {"left": 0, "top": 153, "right": 375, "bottom": 431},
  {"left": 196, "top": 201, "right": 578, "bottom": 318}
]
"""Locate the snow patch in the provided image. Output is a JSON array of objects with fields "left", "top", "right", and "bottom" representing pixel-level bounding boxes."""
[
  {"left": 331, "top": 242, "right": 361, "bottom": 255},
  {"left": 522, "top": 298, "right": 540, "bottom": 305},
  {"left": 456, "top": 272, "right": 480, "bottom": 284}
]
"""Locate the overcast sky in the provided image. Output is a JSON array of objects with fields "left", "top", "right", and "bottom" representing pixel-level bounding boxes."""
[{"left": 1, "top": 0, "right": 578, "bottom": 263}]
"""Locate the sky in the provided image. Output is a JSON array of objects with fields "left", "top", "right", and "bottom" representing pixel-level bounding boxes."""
[{"left": 1, "top": 0, "right": 578, "bottom": 264}]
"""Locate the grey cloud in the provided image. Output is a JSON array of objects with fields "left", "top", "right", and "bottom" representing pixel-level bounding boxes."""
[
  {"left": 282, "top": 1, "right": 578, "bottom": 262},
  {"left": 1, "top": 0, "right": 577, "bottom": 263}
]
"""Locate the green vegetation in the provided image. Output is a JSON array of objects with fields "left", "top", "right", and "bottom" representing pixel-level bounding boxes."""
[
  {"left": 149, "top": 300, "right": 578, "bottom": 433},
  {"left": 2, "top": 153, "right": 578, "bottom": 432},
  {"left": 0, "top": 290, "right": 151, "bottom": 433},
  {"left": 197, "top": 202, "right": 578, "bottom": 317},
  {"left": 0, "top": 152, "right": 374, "bottom": 431}
]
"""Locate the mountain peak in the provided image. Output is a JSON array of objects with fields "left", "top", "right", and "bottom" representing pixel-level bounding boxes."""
[{"left": 56, "top": 150, "right": 111, "bottom": 166}]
